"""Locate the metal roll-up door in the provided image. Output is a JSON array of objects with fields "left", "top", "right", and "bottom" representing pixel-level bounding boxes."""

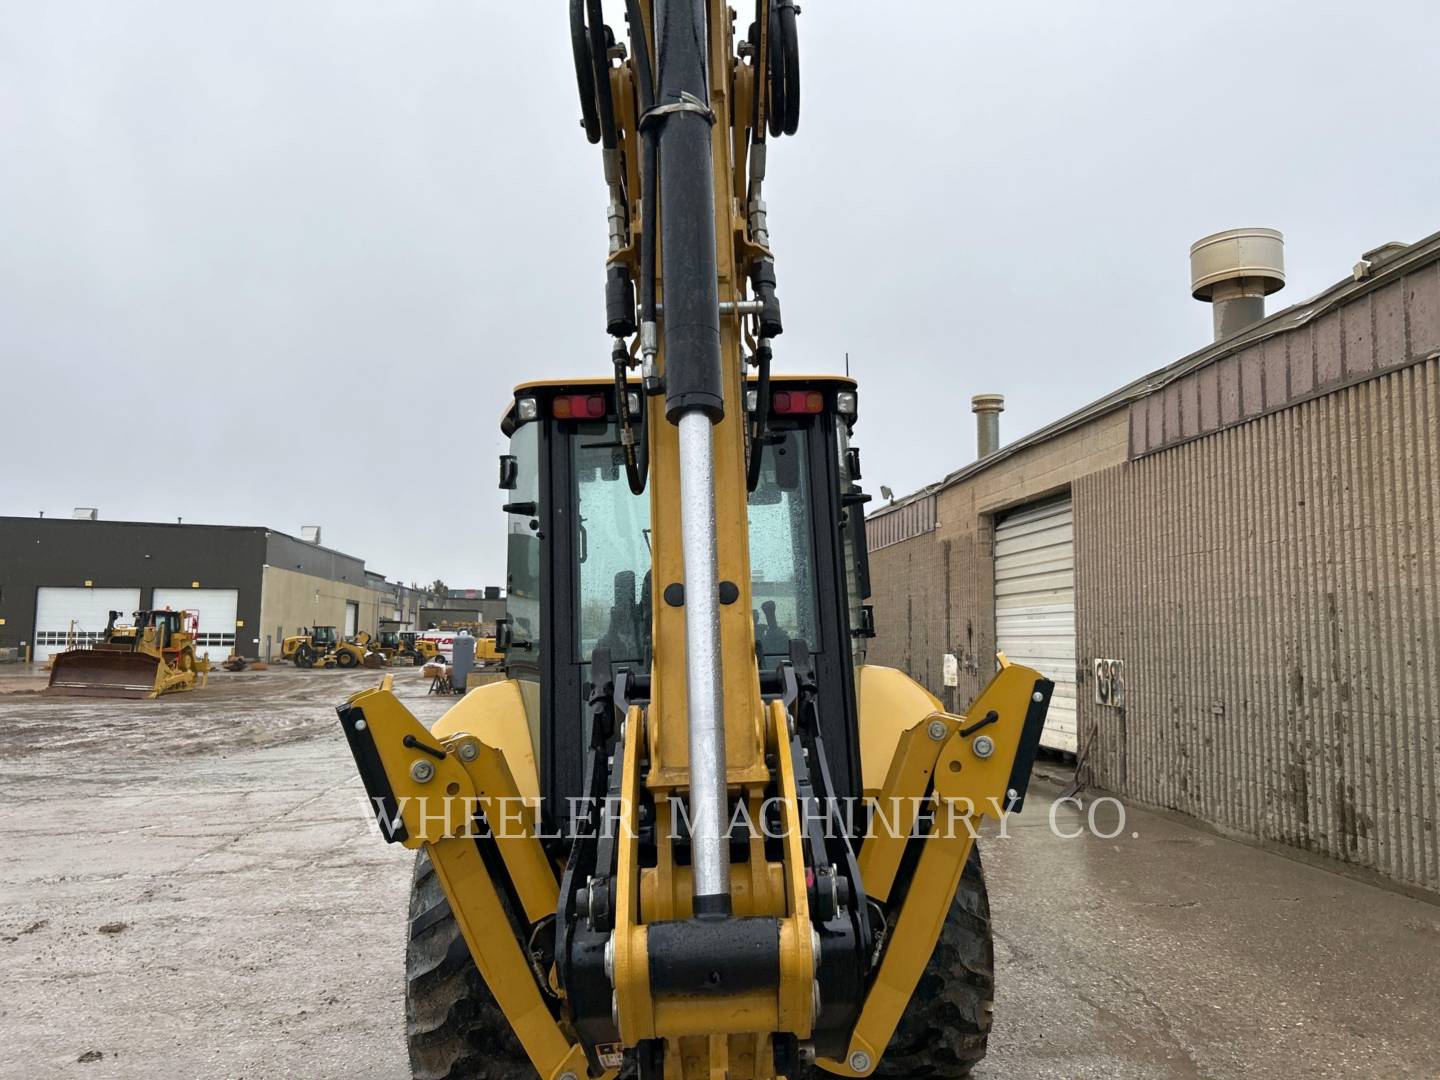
[
  {"left": 33, "top": 587, "right": 142, "bottom": 661},
  {"left": 153, "top": 588, "right": 239, "bottom": 662},
  {"left": 344, "top": 601, "right": 359, "bottom": 640},
  {"left": 994, "top": 497, "right": 1077, "bottom": 752}
]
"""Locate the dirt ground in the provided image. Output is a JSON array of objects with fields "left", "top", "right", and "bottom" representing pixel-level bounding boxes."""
[{"left": 1, "top": 666, "right": 1437, "bottom": 1079}]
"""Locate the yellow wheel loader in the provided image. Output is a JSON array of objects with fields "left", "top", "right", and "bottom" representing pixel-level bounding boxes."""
[
  {"left": 340, "top": 4, "right": 1052, "bottom": 1078},
  {"left": 48, "top": 608, "right": 208, "bottom": 699},
  {"left": 349, "top": 630, "right": 392, "bottom": 669},
  {"left": 372, "top": 630, "right": 405, "bottom": 662},
  {"left": 395, "top": 632, "right": 442, "bottom": 666},
  {"left": 282, "top": 626, "right": 339, "bottom": 669}
]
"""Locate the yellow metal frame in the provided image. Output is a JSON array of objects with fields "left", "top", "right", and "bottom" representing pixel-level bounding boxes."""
[
  {"left": 341, "top": 684, "right": 594, "bottom": 1080},
  {"left": 819, "top": 662, "right": 1044, "bottom": 1076}
]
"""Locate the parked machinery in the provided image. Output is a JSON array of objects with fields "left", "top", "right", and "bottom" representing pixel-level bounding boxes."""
[
  {"left": 371, "top": 630, "right": 404, "bottom": 663},
  {"left": 283, "top": 626, "right": 337, "bottom": 669},
  {"left": 47, "top": 609, "right": 209, "bottom": 699},
  {"left": 395, "top": 632, "right": 442, "bottom": 666}
]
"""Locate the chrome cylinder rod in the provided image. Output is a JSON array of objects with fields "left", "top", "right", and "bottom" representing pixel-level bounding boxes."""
[{"left": 676, "top": 409, "right": 730, "bottom": 907}]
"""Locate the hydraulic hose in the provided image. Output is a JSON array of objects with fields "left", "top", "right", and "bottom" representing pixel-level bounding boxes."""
[
  {"left": 570, "top": 0, "right": 600, "bottom": 144},
  {"left": 614, "top": 342, "right": 649, "bottom": 495},
  {"left": 776, "top": 0, "right": 800, "bottom": 135},
  {"left": 586, "top": 0, "right": 618, "bottom": 150},
  {"left": 627, "top": 0, "right": 659, "bottom": 329},
  {"left": 764, "top": 0, "right": 800, "bottom": 138}
]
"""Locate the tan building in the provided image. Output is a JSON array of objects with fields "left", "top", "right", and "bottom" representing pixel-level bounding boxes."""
[{"left": 866, "top": 230, "right": 1440, "bottom": 898}]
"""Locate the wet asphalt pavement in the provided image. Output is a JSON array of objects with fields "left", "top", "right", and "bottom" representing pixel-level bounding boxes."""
[{"left": 0, "top": 666, "right": 1436, "bottom": 1078}]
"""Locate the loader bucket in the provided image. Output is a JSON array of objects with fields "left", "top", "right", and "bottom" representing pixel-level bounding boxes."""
[{"left": 46, "top": 650, "right": 166, "bottom": 699}]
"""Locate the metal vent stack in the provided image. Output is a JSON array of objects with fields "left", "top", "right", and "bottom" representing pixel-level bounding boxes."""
[
  {"left": 971, "top": 394, "right": 1005, "bottom": 458},
  {"left": 1190, "top": 228, "right": 1286, "bottom": 341}
]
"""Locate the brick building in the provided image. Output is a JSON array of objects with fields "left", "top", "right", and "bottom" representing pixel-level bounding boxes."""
[{"left": 865, "top": 230, "right": 1440, "bottom": 897}]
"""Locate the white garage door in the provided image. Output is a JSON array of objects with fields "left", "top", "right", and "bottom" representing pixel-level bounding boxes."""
[
  {"left": 344, "top": 601, "right": 359, "bottom": 640},
  {"left": 994, "top": 497, "right": 1077, "bottom": 753},
  {"left": 33, "top": 587, "right": 142, "bottom": 662},
  {"left": 153, "top": 588, "right": 239, "bottom": 662}
]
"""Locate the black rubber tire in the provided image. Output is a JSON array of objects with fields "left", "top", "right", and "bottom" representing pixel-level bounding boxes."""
[
  {"left": 856, "top": 845, "right": 995, "bottom": 1078},
  {"left": 293, "top": 646, "right": 313, "bottom": 669},
  {"left": 406, "top": 850, "right": 536, "bottom": 1080},
  {"left": 336, "top": 649, "right": 358, "bottom": 669}
]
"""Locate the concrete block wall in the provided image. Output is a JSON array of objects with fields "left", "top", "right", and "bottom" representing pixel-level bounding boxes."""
[
  {"left": 1131, "top": 260, "right": 1440, "bottom": 457},
  {"left": 258, "top": 565, "right": 387, "bottom": 658},
  {"left": 1077, "top": 356, "right": 1440, "bottom": 896}
]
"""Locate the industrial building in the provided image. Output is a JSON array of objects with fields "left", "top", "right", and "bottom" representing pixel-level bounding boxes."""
[
  {"left": 419, "top": 586, "right": 506, "bottom": 632},
  {"left": 0, "top": 516, "right": 421, "bottom": 663},
  {"left": 865, "top": 228, "right": 1440, "bottom": 898}
]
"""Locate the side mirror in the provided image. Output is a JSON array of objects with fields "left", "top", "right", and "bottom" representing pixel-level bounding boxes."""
[
  {"left": 494, "top": 618, "right": 511, "bottom": 653},
  {"left": 852, "top": 605, "right": 876, "bottom": 639},
  {"left": 499, "top": 454, "right": 519, "bottom": 490},
  {"left": 845, "top": 445, "right": 862, "bottom": 481}
]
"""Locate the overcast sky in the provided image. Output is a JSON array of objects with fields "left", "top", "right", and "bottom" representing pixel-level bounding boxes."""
[{"left": 3, "top": 1, "right": 1437, "bottom": 585}]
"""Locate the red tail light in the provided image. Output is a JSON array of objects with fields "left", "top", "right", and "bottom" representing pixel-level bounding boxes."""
[
  {"left": 553, "top": 394, "right": 606, "bottom": 419},
  {"left": 772, "top": 389, "right": 824, "bottom": 415}
]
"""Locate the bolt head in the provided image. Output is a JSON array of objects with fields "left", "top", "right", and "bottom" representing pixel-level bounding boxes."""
[
  {"left": 927, "top": 719, "right": 948, "bottom": 741},
  {"left": 410, "top": 759, "right": 435, "bottom": 783},
  {"left": 972, "top": 735, "right": 995, "bottom": 759},
  {"left": 560, "top": 1072, "right": 578, "bottom": 1080},
  {"left": 353, "top": 718, "right": 367, "bottom": 731},
  {"left": 1032, "top": 690, "right": 1044, "bottom": 702},
  {"left": 457, "top": 741, "right": 479, "bottom": 762},
  {"left": 849, "top": 1050, "right": 872, "bottom": 1073}
]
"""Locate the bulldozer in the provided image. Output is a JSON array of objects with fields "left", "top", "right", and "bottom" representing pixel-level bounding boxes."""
[
  {"left": 47, "top": 608, "right": 208, "bottom": 699},
  {"left": 339, "top": 3, "right": 1052, "bottom": 1077}
]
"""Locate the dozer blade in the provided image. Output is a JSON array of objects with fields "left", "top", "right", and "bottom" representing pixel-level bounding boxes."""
[{"left": 46, "top": 650, "right": 166, "bottom": 699}]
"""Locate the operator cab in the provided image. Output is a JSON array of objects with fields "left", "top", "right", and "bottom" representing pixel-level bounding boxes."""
[
  {"left": 101, "top": 609, "right": 183, "bottom": 650},
  {"left": 310, "top": 626, "right": 338, "bottom": 649},
  {"left": 497, "top": 376, "right": 873, "bottom": 835}
]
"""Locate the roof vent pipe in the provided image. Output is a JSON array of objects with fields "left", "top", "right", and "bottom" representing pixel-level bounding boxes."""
[
  {"left": 971, "top": 394, "right": 1005, "bottom": 458},
  {"left": 1190, "top": 228, "right": 1285, "bottom": 341}
]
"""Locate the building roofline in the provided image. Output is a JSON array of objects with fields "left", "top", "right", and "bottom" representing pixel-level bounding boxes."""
[
  {"left": 870, "top": 227, "right": 1440, "bottom": 520},
  {"left": 0, "top": 514, "right": 374, "bottom": 569}
]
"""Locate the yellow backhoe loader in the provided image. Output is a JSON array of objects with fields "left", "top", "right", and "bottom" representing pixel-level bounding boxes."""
[
  {"left": 339, "top": 4, "right": 1052, "bottom": 1078},
  {"left": 47, "top": 609, "right": 208, "bottom": 699}
]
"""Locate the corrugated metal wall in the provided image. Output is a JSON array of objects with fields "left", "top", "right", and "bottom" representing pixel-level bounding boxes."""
[
  {"left": 1076, "top": 357, "right": 1440, "bottom": 895},
  {"left": 867, "top": 494, "right": 937, "bottom": 551}
]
